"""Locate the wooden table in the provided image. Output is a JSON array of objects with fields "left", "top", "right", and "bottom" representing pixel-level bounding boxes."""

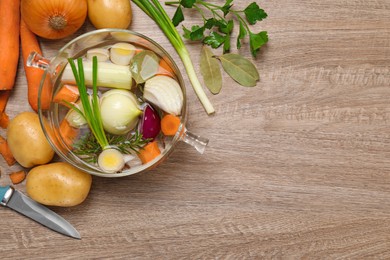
[{"left": 1, "top": 0, "right": 390, "bottom": 258}]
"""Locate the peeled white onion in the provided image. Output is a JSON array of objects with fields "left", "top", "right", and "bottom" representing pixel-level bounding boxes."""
[
  {"left": 100, "top": 89, "right": 141, "bottom": 135},
  {"left": 143, "top": 75, "right": 183, "bottom": 116}
]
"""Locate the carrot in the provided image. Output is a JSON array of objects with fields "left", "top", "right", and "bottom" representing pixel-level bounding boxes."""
[
  {"left": 0, "top": 112, "right": 10, "bottom": 129},
  {"left": 157, "top": 58, "right": 175, "bottom": 77},
  {"left": 9, "top": 170, "right": 26, "bottom": 185},
  {"left": 161, "top": 114, "right": 181, "bottom": 136},
  {"left": 59, "top": 119, "right": 79, "bottom": 147},
  {"left": 20, "top": 18, "right": 53, "bottom": 112},
  {"left": 0, "top": 91, "right": 11, "bottom": 113},
  {"left": 0, "top": 135, "right": 16, "bottom": 166},
  {"left": 0, "top": 0, "right": 20, "bottom": 90},
  {"left": 138, "top": 141, "right": 161, "bottom": 164},
  {"left": 53, "top": 84, "right": 79, "bottom": 104}
]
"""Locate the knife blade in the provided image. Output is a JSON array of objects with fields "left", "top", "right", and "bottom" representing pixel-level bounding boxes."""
[{"left": 0, "top": 185, "right": 81, "bottom": 239}]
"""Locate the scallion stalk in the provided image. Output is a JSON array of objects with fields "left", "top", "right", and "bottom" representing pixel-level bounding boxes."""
[
  {"left": 67, "top": 57, "right": 126, "bottom": 173},
  {"left": 132, "top": 0, "right": 215, "bottom": 114}
]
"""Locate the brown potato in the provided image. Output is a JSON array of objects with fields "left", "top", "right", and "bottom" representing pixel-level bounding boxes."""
[
  {"left": 26, "top": 162, "right": 92, "bottom": 207},
  {"left": 7, "top": 112, "right": 54, "bottom": 168},
  {"left": 87, "top": 0, "right": 132, "bottom": 29}
]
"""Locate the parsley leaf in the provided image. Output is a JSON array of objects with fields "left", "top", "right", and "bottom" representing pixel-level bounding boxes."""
[
  {"left": 182, "top": 25, "right": 205, "bottom": 41},
  {"left": 180, "top": 0, "right": 196, "bottom": 8},
  {"left": 203, "top": 32, "right": 226, "bottom": 48},
  {"left": 244, "top": 2, "right": 268, "bottom": 25},
  {"left": 249, "top": 31, "right": 268, "bottom": 56},
  {"left": 172, "top": 6, "right": 184, "bottom": 26}
]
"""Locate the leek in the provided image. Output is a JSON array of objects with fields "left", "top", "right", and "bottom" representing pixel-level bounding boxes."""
[
  {"left": 62, "top": 61, "right": 133, "bottom": 89},
  {"left": 132, "top": 0, "right": 215, "bottom": 114}
]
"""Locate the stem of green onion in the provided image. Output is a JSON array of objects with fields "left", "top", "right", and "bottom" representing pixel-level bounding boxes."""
[{"left": 132, "top": 0, "right": 215, "bottom": 114}]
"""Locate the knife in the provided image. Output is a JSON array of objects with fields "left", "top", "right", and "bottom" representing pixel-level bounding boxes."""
[{"left": 0, "top": 185, "right": 81, "bottom": 239}]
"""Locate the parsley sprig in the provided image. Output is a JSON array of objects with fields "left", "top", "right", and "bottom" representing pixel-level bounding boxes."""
[{"left": 166, "top": 0, "right": 269, "bottom": 57}]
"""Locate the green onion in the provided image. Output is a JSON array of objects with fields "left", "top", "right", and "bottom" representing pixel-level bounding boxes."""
[
  {"left": 132, "top": 0, "right": 215, "bottom": 114},
  {"left": 67, "top": 56, "right": 128, "bottom": 173},
  {"left": 67, "top": 56, "right": 109, "bottom": 149}
]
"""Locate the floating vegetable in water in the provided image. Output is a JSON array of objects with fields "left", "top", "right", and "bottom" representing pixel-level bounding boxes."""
[
  {"left": 67, "top": 57, "right": 124, "bottom": 173},
  {"left": 140, "top": 104, "right": 161, "bottom": 139},
  {"left": 130, "top": 50, "right": 160, "bottom": 84},
  {"left": 100, "top": 89, "right": 141, "bottom": 135},
  {"left": 97, "top": 148, "right": 125, "bottom": 173},
  {"left": 143, "top": 75, "right": 183, "bottom": 116},
  {"left": 86, "top": 48, "right": 109, "bottom": 62},
  {"left": 161, "top": 114, "right": 181, "bottom": 136},
  {"left": 65, "top": 100, "right": 87, "bottom": 128},
  {"left": 62, "top": 60, "right": 133, "bottom": 89},
  {"left": 110, "top": 43, "right": 137, "bottom": 65}
]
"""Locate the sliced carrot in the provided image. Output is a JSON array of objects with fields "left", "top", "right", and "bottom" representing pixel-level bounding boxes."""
[
  {"left": 0, "top": 135, "right": 15, "bottom": 166},
  {"left": 0, "top": 112, "right": 10, "bottom": 129},
  {"left": 0, "top": 0, "right": 20, "bottom": 90},
  {"left": 20, "top": 19, "right": 53, "bottom": 112},
  {"left": 53, "top": 84, "right": 79, "bottom": 104},
  {"left": 59, "top": 119, "right": 79, "bottom": 147},
  {"left": 9, "top": 170, "right": 26, "bottom": 185},
  {"left": 161, "top": 114, "right": 181, "bottom": 136},
  {"left": 138, "top": 141, "right": 161, "bottom": 164},
  {"left": 156, "top": 58, "right": 175, "bottom": 77}
]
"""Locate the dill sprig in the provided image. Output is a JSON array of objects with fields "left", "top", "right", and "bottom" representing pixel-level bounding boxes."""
[{"left": 72, "top": 131, "right": 151, "bottom": 163}]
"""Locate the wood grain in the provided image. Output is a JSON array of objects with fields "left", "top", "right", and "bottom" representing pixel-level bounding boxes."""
[{"left": 1, "top": 0, "right": 390, "bottom": 258}]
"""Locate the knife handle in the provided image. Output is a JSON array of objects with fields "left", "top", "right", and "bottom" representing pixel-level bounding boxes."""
[{"left": 0, "top": 185, "right": 14, "bottom": 206}]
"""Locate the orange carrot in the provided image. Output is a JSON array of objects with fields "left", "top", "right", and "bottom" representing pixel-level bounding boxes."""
[
  {"left": 157, "top": 58, "right": 175, "bottom": 77},
  {"left": 0, "top": 135, "right": 16, "bottom": 166},
  {"left": 0, "top": 0, "right": 20, "bottom": 90},
  {"left": 59, "top": 119, "right": 79, "bottom": 147},
  {"left": 20, "top": 18, "right": 53, "bottom": 112},
  {"left": 138, "top": 141, "right": 161, "bottom": 164},
  {"left": 0, "top": 91, "right": 11, "bottom": 114},
  {"left": 53, "top": 84, "right": 79, "bottom": 104},
  {"left": 161, "top": 114, "right": 181, "bottom": 136},
  {"left": 0, "top": 112, "right": 10, "bottom": 129},
  {"left": 9, "top": 170, "right": 26, "bottom": 185}
]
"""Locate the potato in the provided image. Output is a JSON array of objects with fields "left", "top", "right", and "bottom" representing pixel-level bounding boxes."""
[
  {"left": 26, "top": 162, "right": 92, "bottom": 207},
  {"left": 87, "top": 0, "right": 132, "bottom": 29},
  {"left": 7, "top": 112, "right": 54, "bottom": 168}
]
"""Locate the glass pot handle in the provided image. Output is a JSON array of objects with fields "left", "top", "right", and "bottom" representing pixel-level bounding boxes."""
[
  {"left": 27, "top": 51, "right": 50, "bottom": 70},
  {"left": 181, "top": 128, "right": 209, "bottom": 154}
]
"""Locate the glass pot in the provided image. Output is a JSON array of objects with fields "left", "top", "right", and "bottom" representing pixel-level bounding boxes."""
[{"left": 28, "top": 29, "right": 208, "bottom": 177}]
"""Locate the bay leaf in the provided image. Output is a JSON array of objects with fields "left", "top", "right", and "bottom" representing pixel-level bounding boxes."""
[
  {"left": 218, "top": 53, "right": 259, "bottom": 87},
  {"left": 200, "top": 45, "right": 222, "bottom": 94},
  {"left": 130, "top": 50, "right": 159, "bottom": 84}
]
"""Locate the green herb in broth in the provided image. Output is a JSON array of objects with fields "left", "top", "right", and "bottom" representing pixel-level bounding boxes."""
[
  {"left": 72, "top": 131, "right": 151, "bottom": 164},
  {"left": 66, "top": 56, "right": 132, "bottom": 173}
]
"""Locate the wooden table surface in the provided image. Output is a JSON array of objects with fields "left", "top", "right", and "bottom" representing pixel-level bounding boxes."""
[{"left": 1, "top": 0, "right": 390, "bottom": 258}]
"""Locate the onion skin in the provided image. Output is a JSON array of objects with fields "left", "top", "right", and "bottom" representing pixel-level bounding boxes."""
[
  {"left": 140, "top": 104, "right": 161, "bottom": 139},
  {"left": 21, "top": 0, "right": 87, "bottom": 40},
  {"left": 87, "top": 0, "right": 132, "bottom": 29}
]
